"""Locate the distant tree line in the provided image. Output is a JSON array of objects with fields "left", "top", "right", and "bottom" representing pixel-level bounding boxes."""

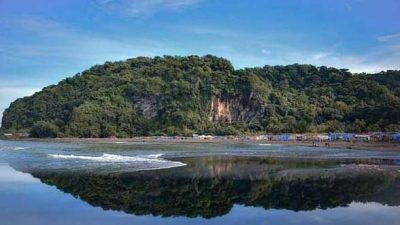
[{"left": 1, "top": 55, "right": 400, "bottom": 138}]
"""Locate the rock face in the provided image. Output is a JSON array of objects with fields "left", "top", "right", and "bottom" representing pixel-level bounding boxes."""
[
  {"left": 209, "top": 97, "right": 232, "bottom": 122},
  {"left": 209, "top": 95, "right": 265, "bottom": 123},
  {"left": 134, "top": 94, "right": 265, "bottom": 123},
  {"left": 133, "top": 94, "right": 160, "bottom": 119}
]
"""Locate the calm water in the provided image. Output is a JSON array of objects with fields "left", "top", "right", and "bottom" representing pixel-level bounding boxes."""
[{"left": 1, "top": 140, "right": 400, "bottom": 225}]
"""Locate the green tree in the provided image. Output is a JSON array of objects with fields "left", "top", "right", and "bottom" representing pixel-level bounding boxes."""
[{"left": 29, "top": 121, "right": 59, "bottom": 138}]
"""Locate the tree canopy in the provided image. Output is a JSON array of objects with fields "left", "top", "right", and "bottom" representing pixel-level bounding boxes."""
[{"left": 1, "top": 55, "right": 400, "bottom": 137}]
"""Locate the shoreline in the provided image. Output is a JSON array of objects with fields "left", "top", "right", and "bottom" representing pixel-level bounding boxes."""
[{"left": 2, "top": 137, "right": 400, "bottom": 152}]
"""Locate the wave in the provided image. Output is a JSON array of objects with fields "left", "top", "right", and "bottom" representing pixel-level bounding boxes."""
[
  {"left": 47, "top": 153, "right": 186, "bottom": 169},
  {"left": 0, "top": 146, "right": 28, "bottom": 151},
  {"left": 258, "top": 144, "right": 282, "bottom": 146},
  {"left": 145, "top": 153, "right": 164, "bottom": 158},
  {"left": 48, "top": 153, "right": 164, "bottom": 162}
]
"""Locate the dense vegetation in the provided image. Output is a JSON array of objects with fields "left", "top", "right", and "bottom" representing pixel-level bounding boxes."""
[{"left": 1, "top": 55, "right": 400, "bottom": 137}]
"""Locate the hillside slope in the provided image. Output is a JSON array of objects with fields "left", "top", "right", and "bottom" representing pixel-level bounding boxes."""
[{"left": 1, "top": 55, "right": 400, "bottom": 137}]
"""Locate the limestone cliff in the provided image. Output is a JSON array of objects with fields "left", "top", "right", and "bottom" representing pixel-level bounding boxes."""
[{"left": 209, "top": 95, "right": 265, "bottom": 123}]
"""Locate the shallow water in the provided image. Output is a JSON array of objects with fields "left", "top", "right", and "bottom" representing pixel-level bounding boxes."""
[{"left": 1, "top": 140, "right": 400, "bottom": 225}]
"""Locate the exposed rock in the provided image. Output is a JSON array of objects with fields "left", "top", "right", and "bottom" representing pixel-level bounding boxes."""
[
  {"left": 209, "top": 95, "right": 265, "bottom": 123},
  {"left": 133, "top": 94, "right": 159, "bottom": 119}
]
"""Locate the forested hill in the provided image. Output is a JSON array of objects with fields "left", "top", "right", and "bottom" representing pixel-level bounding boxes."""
[{"left": 1, "top": 55, "right": 400, "bottom": 138}]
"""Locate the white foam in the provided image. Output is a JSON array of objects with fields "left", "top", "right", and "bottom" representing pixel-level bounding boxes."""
[
  {"left": 259, "top": 144, "right": 283, "bottom": 146},
  {"left": 325, "top": 153, "right": 351, "bottom": 158},
  {"left": 145, "top": 154, "right": 163, "bottom": 158},
  {"left": 0, "top": 146, "right": 28, "bottom": 151},
  {"left": 48, "top": 153, "right": 164, "bottom": 162},
  {"left": 47, "top": 153, "right": 186, "bottom": 168}
]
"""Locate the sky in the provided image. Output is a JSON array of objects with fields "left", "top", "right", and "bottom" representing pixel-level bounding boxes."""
[{"left": 0, "top": 0, "right": 399, "bottom": 121}]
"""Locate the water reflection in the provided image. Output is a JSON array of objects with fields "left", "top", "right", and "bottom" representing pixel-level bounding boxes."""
[{"left": 19, "top": 156, "right": 400, "bottom": 218}]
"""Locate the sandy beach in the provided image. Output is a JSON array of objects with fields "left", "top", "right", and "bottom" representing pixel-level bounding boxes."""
[{"left": 5, "top": 137, "right": 399, "bottom": 152}]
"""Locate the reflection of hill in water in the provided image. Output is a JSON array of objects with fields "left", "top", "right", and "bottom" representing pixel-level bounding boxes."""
[{"left": 26, "top": 156, "right": 400, "bottom": 218}]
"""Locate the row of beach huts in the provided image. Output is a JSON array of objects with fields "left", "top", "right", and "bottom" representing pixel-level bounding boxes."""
[{"left": 193, "top": 132, "right": 400, "bottom": 142}]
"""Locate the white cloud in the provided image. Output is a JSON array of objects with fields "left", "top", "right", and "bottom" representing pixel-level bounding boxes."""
[
  {"left": 310, "top": 52, "right": 334, "bottom": 61},
  {"left": 378, "top": 35, "right": 400, "bottom": 55},
  {"left": 169, "top": 24, "right": 241, "bottom": 38},
  {"left": 282, "top": 49, "right": 398, "bottom": 73},
  {"left": 165, "top": 23, "right": 399, "bottom": 73},
  {"left": 3, "top": 17, "right": 173, "bottom": 64},
  {"left": 261, "top": 49, "right": 271, "bottom": 55},
  {"left": 94, "top": 0, "right": 204, "bottom": 16},
  {"left": 184, "top": 40, "right": 398, "bottom": 73},
  {"left": 378, "top": 33, "right": 400, "bottom": 42},
  {"left": 14, "top": 17, "right": 70, "bottom": 36}
]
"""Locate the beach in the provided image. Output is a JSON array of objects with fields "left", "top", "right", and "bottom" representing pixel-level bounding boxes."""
[{"left": 5, "top": 137, "right": 399, "bottom": 152}]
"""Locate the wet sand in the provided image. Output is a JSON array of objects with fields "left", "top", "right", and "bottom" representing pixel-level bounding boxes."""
[{"left": 7, "top": 137, "right": 399, "bottom": 152}]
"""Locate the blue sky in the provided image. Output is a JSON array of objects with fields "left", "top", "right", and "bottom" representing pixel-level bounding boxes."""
[{"left": 0, "top": 0, "right": 400, "bottom": 120}]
